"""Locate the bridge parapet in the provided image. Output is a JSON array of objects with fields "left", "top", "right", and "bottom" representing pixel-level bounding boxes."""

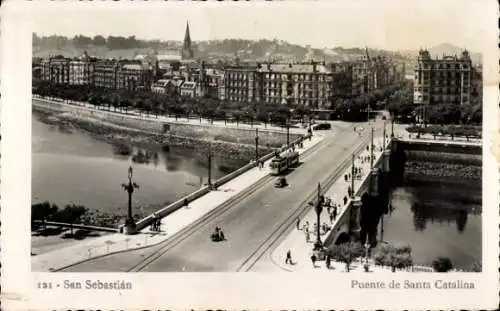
[{"left": 322, "top": 137, "right": 391, "bottom": 246}]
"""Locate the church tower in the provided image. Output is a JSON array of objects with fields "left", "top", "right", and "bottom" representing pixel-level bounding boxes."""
[{"left": 181, "top": 21, "right": 194, "bottom": 60}]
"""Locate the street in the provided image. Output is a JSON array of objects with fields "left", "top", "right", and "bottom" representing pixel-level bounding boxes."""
[{"left": 61, "top": 120, "right": 385, "bottom": 272}]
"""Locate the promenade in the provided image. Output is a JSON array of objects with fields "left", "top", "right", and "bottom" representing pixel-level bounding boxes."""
[
  {"left": 33, "top": 95, "right": 306, "bottom": 135},
  {"left": 32, "top": 130, "right": 328, "bottom": 272}
]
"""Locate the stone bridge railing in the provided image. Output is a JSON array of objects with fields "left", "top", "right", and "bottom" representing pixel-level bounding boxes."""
[{"left": 322, "top": 137, "right": 391, "bottom": 246}]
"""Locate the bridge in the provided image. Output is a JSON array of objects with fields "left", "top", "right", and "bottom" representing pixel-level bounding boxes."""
[
  {"left": 322, "top": 136, "right": 482, "bottom": 247},
  {"left": 35, "top": 121, "right": 482, "bottom": 272}
]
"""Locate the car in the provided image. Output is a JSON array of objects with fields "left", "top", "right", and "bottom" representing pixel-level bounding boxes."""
[
  {"left": 313, "top": 123, "right": 331, "bottom": 130},
  {"left": 274, "top": 176, "right": 288, "bottom": 188}
]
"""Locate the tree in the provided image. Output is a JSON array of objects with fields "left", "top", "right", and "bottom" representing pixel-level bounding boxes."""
[
  {"left": 93, "top": 35, "right": 106, "bottom": 46},
  {"left": 374, "top": 243, "right": 413, "bottom": 272},
  {"left": 432, "top": 257, "right": 453, "bottom": 272},
  {"left": 51, "top": 204, "right": 88, "bottom": 236},
  {"left": 327, "top": 241, "right": 364, "bottom": 272},
  {"left": 31, "top": 202, "right": 59, "bottom": 230}
]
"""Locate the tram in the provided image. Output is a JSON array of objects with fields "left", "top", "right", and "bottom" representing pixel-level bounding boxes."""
[{"left": 269, "top": 151, "right": 299, "bottom": 175}]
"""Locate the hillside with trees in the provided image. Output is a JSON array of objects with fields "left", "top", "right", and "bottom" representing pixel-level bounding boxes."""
[{"left": 32, "top": 33, "right": 408, "bottom": 63}]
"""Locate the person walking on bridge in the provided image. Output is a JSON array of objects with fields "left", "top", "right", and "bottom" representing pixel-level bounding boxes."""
[
  {"left": 296, "top": 217, "right": 301, "bottom": 230},
  {"left": 285, "top": 250, "right": 293, "bottom": 265}
]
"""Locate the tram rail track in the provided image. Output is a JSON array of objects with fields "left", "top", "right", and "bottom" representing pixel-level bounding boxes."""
[
  {"left": 129, "top": 131, "right": 330, "bottom": 272},
  {"left": 236, "top": 127, "right": 381, "bottom": 272}
]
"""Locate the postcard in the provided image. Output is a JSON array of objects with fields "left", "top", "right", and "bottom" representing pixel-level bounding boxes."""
[{"left": 1, "top": 0, "right": 498, "bottom": 309}]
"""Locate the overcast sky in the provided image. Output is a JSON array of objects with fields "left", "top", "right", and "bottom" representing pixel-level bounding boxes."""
[{"left": 23, "top": 0, "right": 497, "bottom": 51}]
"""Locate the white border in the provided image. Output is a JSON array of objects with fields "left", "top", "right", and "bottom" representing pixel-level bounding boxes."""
[{"left": 1, "top": 1, "right": 499, "bottom": 309}]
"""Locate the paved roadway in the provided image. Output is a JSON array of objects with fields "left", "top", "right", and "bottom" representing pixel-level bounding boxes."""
[{"left": 61, "top": 120, "right": 385, "bottom": 272}]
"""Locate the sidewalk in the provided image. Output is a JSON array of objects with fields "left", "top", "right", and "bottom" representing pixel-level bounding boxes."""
[
  {"left": 33, "top": 95, "right": 307, "bottom": 135},
  {"left": 32, "top": 131, "right": 328, "bottom": 272},
  {"left": 270, "top": 132, "right": 391, "bottom": 273}
]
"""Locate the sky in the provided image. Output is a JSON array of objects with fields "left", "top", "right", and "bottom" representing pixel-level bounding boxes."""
[{"left": 20, "top": 0, "right": 498, "bottom": 52}]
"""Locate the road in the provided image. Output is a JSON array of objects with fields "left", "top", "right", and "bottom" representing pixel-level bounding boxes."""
[{"left": 61, "top": 120, "right": 385, "bottom": 272}]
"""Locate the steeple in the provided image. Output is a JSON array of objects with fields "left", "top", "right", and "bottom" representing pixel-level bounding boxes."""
[{"left": 182, "top": 21, "right": 194, "bottom": 60}]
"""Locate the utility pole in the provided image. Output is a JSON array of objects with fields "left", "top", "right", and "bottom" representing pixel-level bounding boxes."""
[
  {"left": 286, "top": 117, "right": 290, "bottom": 147},
  {"left": 255, "top": 128, "right": 259, "bottom": 161},
  {"left": 351, "top": 153, "right": 355, "bottom": 198},
  {"left": 391, "top": 115, "right": 395, "bottom": 138},
  {"left": 207, "top": 143, "right": 212, "bottom": 188},
  {"left": 370, "top": 126, "right": 374, "bottom": 169},
  {"left": 383, "top": 120, "right": 386, "bottom": 148}
]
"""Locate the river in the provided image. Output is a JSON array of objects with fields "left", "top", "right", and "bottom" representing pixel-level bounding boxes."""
[
  {"left": 32, "top": 112, "right": 243, "bottom": 217},
  {"left": 382, "top": 176, "right": 482, "bottom": 270}
]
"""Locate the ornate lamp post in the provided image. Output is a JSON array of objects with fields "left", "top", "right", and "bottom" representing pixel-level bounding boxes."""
[
  {"left": 122, "top": 166, "right": 139, "bottom": 234},
  {"left": 314, "top": 182, "right": 324, "bottom": 251}
]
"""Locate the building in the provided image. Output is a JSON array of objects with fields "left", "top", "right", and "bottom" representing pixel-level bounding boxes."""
[
  {"left": 93, "top": 60, "right": 119, "bottom": 89},
  {"left": 258, "top": 62, "right": 333, "bottom": 108},
  {"left": 180, "top": 81, "right": 198, "bottom": 98},
  {"left": 414, "top": 49, "right": 482, "bottom": 120},
  {"left": 223, "top": 65, "right": 260, "bottom": 103},
  {"left": 68, "top": 52, "right": 94, "bottom": 85},
  {"left": 181, "top": 21, "right": 194, "bottom": 60},
  {"left": 41, "top": 56, "right": 70, "bottom": 84},
  {"left": 151, "top": 79, "right": 178, "bottom": 95}
]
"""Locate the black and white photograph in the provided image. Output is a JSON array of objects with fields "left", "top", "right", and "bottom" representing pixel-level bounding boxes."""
[{"left": 1, "top": 0, "right": 498, "bottom": 309}]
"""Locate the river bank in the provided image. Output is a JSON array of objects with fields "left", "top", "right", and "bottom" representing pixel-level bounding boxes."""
[
  {"left": 405, "top": 161, "right": 482, "bottom": 181},
  {"left": 33, "top": 106, "right": 276, "bottom": 166}
]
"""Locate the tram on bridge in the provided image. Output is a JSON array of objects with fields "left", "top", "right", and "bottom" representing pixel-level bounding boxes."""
[{"left": 269, "top": 151, "right": 299, "bottom": 175}]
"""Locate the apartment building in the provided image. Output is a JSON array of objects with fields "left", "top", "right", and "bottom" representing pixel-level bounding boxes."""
[{"left": 413, "top": 49, "right": 481, "bottom": 108}]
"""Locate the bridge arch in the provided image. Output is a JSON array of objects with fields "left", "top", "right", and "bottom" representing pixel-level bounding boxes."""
[{"left": 333, "top": 224, "right": 350, "bottom": 245}]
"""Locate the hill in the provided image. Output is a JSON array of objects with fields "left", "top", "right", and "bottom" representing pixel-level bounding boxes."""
[{"left": 32, "top": 33, "right": 408, "bottom": 64}]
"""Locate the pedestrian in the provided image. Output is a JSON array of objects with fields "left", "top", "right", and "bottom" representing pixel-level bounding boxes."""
[
  {"left": 156, "top": 219, "right": 161, "bottom": 232},
  {"left": 326, "top": 255, "right": 331, "bottom": 269},
  {"left": 344, "top": 174, "right": 348, "bottom": 182},
  {"left": 329, "top": 212, "right": 334, "bottom": 224},
  {"left": 311, "top": 254, "right": 317, "bottom": 267},
  {"left": 343, "top": 196, "right": 348, "bottom": 205},
  {"left": 285, "top": 250, "right": 292, "bottom": 265},
  {"left": 296, "top": 217, "right": 300, "bottom": 230},
  {"left": 151, "top": 214, "right": 156, "bottom": 231},
  {"left": 333, "top": 206, "right": 338, "bottom": 221}
]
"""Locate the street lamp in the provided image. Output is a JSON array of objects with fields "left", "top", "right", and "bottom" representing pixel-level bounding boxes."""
[
  {"left": 370, "top": 126, "right": 374, "bottom": 169},
  {"left": 314, "top": 182, "right": 324, "bottom": 251},
  {"left": 255, "top": 128, "right": 259, "bottom": 162},
  {"left": 207, "top": 143, "right": 213, "bottom": 188},
  {"left": 391, "top": 115, "right": 395, "bottom": 138},
  {"left": 286, "top": 115, "right": 290, "bottom": 147},
  {"left": 364, "top": 242, "right": 371, "bottom": 264},
  {"left": 122, "top": 166, "right": 139, "bottom": 234},
  {"left": 383, "top": 120, "right": 386, "bottom": 148}
]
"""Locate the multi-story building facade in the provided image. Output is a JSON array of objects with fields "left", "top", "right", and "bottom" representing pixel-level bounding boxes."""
[
  {"left": 258, "top": 63, "right": 333, "bottom": 108},
  {"left": 68, "top": 52, "right": 94, "bottom": 85},
  {"left": 413, "top": 49, "right": 481, "bottom": 112},
  {"left": 41, "top": 52, "right": 96, "bottom": 86},
  {"left": 224, "top": 65, "right": 260, "bottom": 103},
  {"left": 223, "top": 59, "right": 405, "bottom": 109},
  {"left": 93, "top": 60, "right": 120, "bottom": 89},
  {"left": 41, "top": 56, "right": 70, "bottom": 84}
]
